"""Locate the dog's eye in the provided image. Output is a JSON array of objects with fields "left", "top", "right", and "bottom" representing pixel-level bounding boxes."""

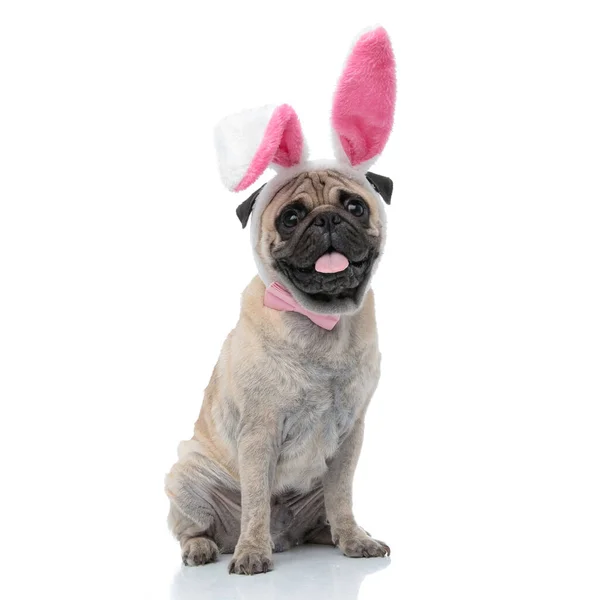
[
  {"left": 339, "top": 190, "right": 369, "bottom": 220},
  {"left": 281, "top": 207, "right": 305, "bottom": 228},
  {"left": 345, "top": 198, "right": 367, "bottom": 218}
]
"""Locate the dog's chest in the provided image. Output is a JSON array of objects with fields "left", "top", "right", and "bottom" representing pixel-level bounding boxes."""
[{"left": 273, "top": 358, "right": 373, "bottom": 493}]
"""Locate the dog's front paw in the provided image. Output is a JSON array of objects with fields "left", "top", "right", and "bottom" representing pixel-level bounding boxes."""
[
  {"left": 228, "top": 539, "right": 273, "bottom": 575},
  {"left": 337, "top": 531, "right": 390, "bottom": 558}
]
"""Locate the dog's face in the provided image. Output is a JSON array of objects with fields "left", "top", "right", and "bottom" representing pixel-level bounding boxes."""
[{"left": 257, "top": 170, "right": 385, "bottom": 314}]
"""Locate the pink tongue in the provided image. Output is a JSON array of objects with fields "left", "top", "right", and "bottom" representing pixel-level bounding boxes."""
[{"left": 314, "top": 252, "right": 349, "bottom": 274}]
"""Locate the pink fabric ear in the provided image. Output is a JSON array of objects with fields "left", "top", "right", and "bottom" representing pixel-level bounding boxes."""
[
  {"left": 331, "top": 27, "right": 396, "bottom": 168},
  {"left": 235, "top": 104, "right": 305, "bottom": 191}
]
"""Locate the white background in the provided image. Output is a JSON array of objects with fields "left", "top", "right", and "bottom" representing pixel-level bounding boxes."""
[{"left": 1, "top": 1, "right": 599, "bottom": 599}]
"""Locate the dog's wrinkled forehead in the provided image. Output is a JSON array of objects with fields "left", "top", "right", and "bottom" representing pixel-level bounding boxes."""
[{"left": 262, "top": 170, "right": 379, "bottom": 226}]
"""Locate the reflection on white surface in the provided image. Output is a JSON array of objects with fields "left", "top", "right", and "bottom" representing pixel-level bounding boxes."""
[{"left": 171, "top": 545, "right": 390, "bottom": 600}]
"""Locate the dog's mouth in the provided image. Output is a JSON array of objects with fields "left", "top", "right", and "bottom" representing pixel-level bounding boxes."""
[{"left": 275, "top": 249, "right": 375, "bottom": 301}]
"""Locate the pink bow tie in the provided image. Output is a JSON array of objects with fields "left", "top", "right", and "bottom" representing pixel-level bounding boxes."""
[{"left": 264, "top": 282, "right": 340, "bottom": 331}]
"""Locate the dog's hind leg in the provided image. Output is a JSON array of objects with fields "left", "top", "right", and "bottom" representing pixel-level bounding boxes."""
[
  {"left": 165, "top": 442, "right": 241, "bottom": 565},
  {"left": 168, "top": 503, "right": 220, "bottom": 566}
]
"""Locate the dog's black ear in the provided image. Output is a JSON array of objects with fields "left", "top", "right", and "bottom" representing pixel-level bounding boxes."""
[
  {"left": 366, "top": 171, "right": 393, "bottom": 205},
  {"left": 236, "top": 184, "right": 266, "bottom": 228}
]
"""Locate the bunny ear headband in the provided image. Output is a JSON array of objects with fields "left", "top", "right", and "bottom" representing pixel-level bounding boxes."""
[{"left": 214, "top": 26, "right": 396, "bottom": 274}]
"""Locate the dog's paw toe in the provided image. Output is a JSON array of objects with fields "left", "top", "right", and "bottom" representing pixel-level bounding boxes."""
[
  {"left": 181, "top": 537, "right": 219, "bottom": 566},
  {"left": 228, "top": 545, "right": 273, "bottom": 575}
]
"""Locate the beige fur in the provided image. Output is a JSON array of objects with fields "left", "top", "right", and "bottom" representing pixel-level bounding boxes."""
[{"left": 165, "top": 170, "right": 389, "bottom": 574}]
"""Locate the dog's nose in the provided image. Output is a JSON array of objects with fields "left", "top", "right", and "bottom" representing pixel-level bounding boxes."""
[{"left": 312, "top": 212, "right": 342, "bottom": 228}]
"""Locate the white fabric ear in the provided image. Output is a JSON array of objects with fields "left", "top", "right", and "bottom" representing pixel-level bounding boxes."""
[{"left": 214, "top": 104, "right": 306, "bottom": 192}]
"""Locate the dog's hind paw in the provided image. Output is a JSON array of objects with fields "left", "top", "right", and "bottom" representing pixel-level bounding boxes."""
[
  {"left": 182, "top": 536, "right": 219, "bottom": 566},
  {"left": 338, "top": 533, "right": 390, "bottom": 558}
]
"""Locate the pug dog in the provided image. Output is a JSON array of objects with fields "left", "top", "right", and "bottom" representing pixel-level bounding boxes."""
[{"left": 165, "top": 27, "right": 397, "bottom": 575}]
